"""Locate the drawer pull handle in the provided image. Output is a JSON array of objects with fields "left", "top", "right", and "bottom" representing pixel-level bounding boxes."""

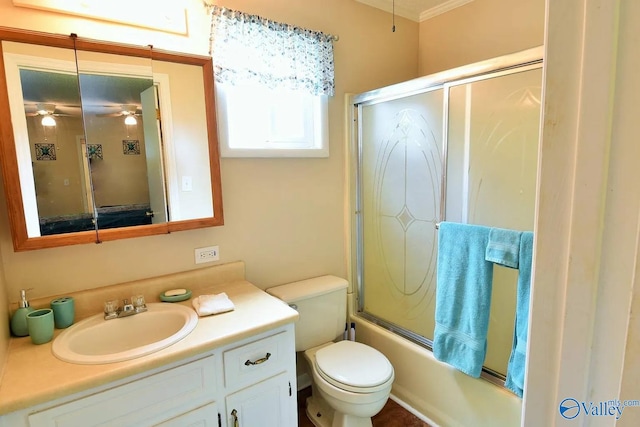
[
  {"left": 231, "top": 408, "right": 239, "bottom": 427},
  {"left": 244, "top": 352, "right": 271, "bottom": 366}
]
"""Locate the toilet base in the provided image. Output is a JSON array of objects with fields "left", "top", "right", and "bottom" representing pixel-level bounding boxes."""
[
  {"left": 305, "top": 394, "right": 373, "bottom": 427},
  {"left": 306, "top": 394, "right": 333, "bottom": 427}
]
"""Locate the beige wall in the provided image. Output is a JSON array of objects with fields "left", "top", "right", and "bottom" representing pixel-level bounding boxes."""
[
  {"left": 27, "top": 116, "right": 87, "bottom": 217},
  {"left": 0, "top": 249, "right": 7, "bottom": 378},
  {"left": 0, "top": 0, "right": 418, "bottom": 303},
  {"left": 418, "top": 0, "right": 545, "bottom": 75},
  {"left": 85, "top": 116, "right": 150, "bottom": 208},
  {"left": 152, "top": 59, "right": 213, "bottom": 221}
]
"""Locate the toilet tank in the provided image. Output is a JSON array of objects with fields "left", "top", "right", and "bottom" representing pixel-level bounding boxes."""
[{"left": 266, "top": 276, "right": 348, "bottom": 352}]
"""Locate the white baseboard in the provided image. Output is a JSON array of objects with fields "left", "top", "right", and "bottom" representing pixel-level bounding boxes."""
[
  {"left": 389, "top": 393, "right": 440, "bottom": 427},
  {"left": 297, "top": 373, "right": 312, "bottom": 390}
]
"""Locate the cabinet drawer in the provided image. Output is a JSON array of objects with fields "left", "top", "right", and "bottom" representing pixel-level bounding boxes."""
[
  {"left": 28, "top": 356, "right": 216, "bottom": 427},
  {"left": 223, "top": 331, "right": 288, "bottom": 389}
]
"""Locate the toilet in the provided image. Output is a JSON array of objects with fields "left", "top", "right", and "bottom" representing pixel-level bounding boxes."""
[{"left": 267, "top": 276, "right": 394, "bottom": 427}]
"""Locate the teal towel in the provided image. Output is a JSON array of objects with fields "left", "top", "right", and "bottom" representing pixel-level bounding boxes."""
[
  {"left": 434, "top": 222, "right": 493, "bottom": 378},
  {"left": 485, "top": 227, "right": 523, "bottom": 268},
  {"left": 504, "top": 231, "right": 534, "bottom": 398}
]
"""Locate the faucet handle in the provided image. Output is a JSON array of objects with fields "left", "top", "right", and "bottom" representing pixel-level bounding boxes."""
[
  {"left": 131, "top": 294, "right": 146, "bottom": 308},
  {"left": 104, "top": 300, "right": 118, "bottom": 314},
  {"left": 103, "top": 300, "right": 119, "bottom": 320},
  {"left": 131, "top": 294, "right": 147, "bottom": 313}
]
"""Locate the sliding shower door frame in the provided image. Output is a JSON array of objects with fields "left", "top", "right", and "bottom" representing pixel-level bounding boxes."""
[{"left": 350, "top": 47, "right": 543, "bottom": 387}]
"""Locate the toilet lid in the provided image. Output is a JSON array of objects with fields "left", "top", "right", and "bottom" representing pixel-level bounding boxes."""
[{"left": 314, "top": 341, "right": 394, "bottom": 392}]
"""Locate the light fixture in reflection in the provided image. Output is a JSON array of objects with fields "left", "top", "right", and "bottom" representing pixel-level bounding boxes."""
[
  {"left": 124, "top": 115, "right": 137, "bottom": 126},
  {"left": 41, "top": 115, "right": 56, "bottom": 127}
]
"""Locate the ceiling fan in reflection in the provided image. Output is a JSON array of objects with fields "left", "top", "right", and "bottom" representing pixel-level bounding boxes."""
[
  {"left": 97, "top": 104, "right": 141, "bottom": 125},
  {"left": 24, "top": 103, "right": 73, "bottom": 127}
]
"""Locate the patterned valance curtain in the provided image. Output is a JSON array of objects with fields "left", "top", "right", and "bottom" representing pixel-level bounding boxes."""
[{"left": 209, "top": 6, "right": 335, "bottom": 96}]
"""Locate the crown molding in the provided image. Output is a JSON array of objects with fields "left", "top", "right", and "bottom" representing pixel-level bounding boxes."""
[{"left": 420, "top": 0, "right": 474, "bottom": 21}]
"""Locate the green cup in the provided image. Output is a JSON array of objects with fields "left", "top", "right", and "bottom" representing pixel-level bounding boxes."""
[
  {"left": 51, "top": 296, "right": 75, "bottom": 329},
  {"left": 27, "top": 309, "right": 54, "bottom": 345}
]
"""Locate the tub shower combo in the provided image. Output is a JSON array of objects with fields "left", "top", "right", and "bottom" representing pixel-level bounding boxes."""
[{"left": 350, "top": 48, "right": 542, "bottom": 389}]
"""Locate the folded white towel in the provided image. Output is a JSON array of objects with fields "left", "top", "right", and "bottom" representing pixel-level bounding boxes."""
[{"left": 192, "top": 293, "right": 235, "bottom": 317}]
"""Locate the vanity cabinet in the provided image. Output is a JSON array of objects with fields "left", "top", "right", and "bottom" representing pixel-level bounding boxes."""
[
  {"left": 0, "top": 325, "right": 297, "bottom": 427},
  {"left": 157, "top": 403, "right": 219, "bottom": 427},
  {"left": 222, "top": 329, "right": 297, "bottom": 427},
  {"left": 27, "top": 355, "right": 218, "bottom": 427},
  {"left": 225, "top": 373, "right": 292, "bottom": 427}
]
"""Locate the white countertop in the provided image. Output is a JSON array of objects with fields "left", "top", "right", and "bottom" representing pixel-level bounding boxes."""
[{"left": 0, "top": 280, "right": 298, "bottom": 415}]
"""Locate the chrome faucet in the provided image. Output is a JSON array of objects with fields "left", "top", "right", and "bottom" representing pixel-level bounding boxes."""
[{"left": 104, "top": 295, "right": 147, "bottom": 320}]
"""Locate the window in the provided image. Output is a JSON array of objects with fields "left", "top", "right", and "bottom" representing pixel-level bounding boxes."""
[
  {"left": 216, "top": 83, "right": 328, "bottom": 157},
  {"left": 208, "top": 6, "right": 335, "bottom": 158}
]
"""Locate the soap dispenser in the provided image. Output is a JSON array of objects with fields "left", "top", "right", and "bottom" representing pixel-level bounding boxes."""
[{"left": 10, "top": 289, "right": 34, "bottom": 337}]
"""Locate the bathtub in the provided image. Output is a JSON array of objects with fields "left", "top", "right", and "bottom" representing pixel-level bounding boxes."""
[{"left": 351, "top": 315, "right": 522, "bottom": 427}]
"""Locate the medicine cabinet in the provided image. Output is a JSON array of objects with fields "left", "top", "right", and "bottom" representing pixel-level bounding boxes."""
[{"left": 0, "top": 27, "right": 224, "bottom": 251}]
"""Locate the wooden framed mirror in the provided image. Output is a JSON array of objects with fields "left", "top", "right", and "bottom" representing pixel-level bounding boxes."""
[{"left": 0, "top": 27, "right": 223, "bottom": 251}]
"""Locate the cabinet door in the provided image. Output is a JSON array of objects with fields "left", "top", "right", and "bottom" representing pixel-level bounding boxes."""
[
  {"left": 156, "top": 403, "right": 218, "bottom": 427},
  {"left": 28, "top": 356, "right": 216, "bottom": 427},
  {"left": 225, "top": 373, "right": 296, "bottom": 427}
]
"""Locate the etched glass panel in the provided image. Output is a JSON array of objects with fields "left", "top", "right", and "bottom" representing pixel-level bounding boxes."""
[
  {"left": 447, "top": 67, "right": 542, "bottom": 375},
  {"left": 361, "top": 89, "right": 443, "bottom": 340}
]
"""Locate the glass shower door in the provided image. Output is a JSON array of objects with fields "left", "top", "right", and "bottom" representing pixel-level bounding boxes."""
[
  {"left": 359, "top": 88, "right": 444, "bottom": 340},
  {"left": 355, "top": 64, "right": 542, "bottom": 380},
  {"left": 446, "top": 67, "right": 541, "bottom": 375}
]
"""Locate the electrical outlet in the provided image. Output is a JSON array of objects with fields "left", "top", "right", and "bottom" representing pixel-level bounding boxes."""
[{"left": 195, "top": 246, "right": 219, "bottom": 264}]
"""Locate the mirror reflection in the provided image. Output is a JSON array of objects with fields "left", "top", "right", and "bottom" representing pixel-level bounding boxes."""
[
  {"left": 76, "top": 49, "right": 167, "bottom": 230},
  {"left": 2, "top": 36, "right": 216, "bottom": 243},
  {"left": 3, "top": 41, "right": 89, "bottom": 238},
  {"left": 20, "top": 67, "right": 92, "bottom": 235}
]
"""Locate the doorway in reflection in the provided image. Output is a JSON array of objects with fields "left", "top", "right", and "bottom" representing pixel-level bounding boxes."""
[{"left": 77, "top": 72, "right": 166, "bottom": 230}]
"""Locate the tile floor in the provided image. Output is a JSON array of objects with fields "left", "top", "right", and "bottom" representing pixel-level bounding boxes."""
[{"left": 297, "top": 387, "right": 431, "bottom": 427}]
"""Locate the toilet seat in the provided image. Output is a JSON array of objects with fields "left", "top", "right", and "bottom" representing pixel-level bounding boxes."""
[{"left": 314, "top": 341, "right": 394, "bottom": 393}]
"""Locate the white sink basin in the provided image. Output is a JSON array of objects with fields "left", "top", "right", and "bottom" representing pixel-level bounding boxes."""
[{"left": 52, "top": 303, "right": 198, "bottom": 364}]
